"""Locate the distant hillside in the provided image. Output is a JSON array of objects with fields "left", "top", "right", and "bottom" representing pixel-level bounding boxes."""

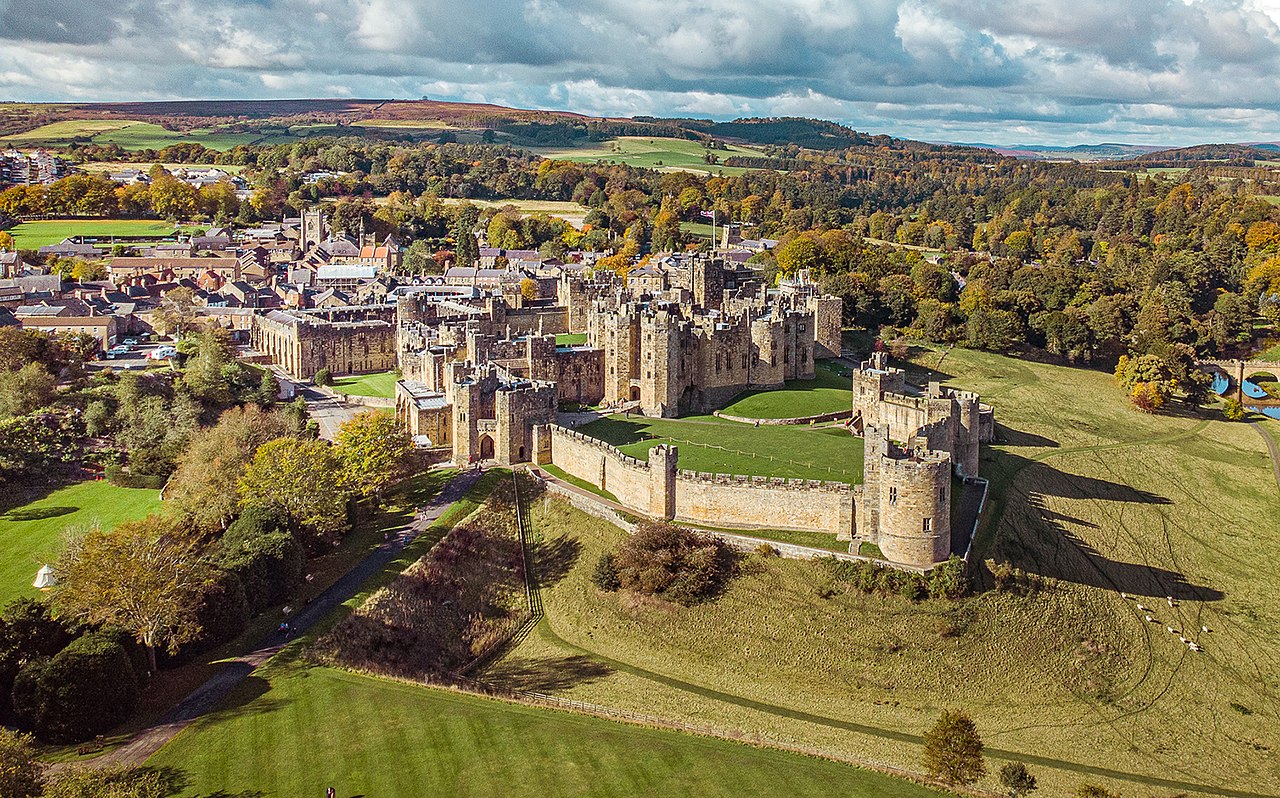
[
  {"left": 1130, "top": 143, "right": 1279, "bottom": 163},
  {"left": 957, "top": 142, "right": 1171, "bottom": 161},
  {"left": 641, "top": 116, "right": 901, "bottom": 150}
]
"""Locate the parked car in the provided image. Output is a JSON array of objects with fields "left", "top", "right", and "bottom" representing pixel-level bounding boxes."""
[
  {"left": 122, "top": 337, "right": 139, "bottom": 346},
  {"left": 105, "top": 345, "right": 131, "bottom": 359},
  {"left": 148, "top": 346, "right": 178, "bottom": 360}
]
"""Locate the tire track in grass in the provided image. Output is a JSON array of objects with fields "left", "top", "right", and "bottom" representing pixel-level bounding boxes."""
[{"left": 531, "top": 616, "right": 1276, "bottom": 798}]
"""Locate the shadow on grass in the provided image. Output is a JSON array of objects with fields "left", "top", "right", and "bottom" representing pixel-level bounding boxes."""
[
  {"left": 529, "top": 536, "right": 581, "bottom": 588},
  {"left": 998, "top": 426, "right": 1059, "bottom": 448},
  {"left": 2, "top": 505, "right": 78, "bottom": 521},
  {"left": 576, "top": 416, "right": 657, "bottom": 448},
  {"left": 986, "top": 449, "right": 1223, "bottom": 601},
  {"left": 483, "top": 654, "right": 614, "bottom": 692}
]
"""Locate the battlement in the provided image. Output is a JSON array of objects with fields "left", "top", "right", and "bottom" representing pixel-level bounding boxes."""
[
  {"left": 677, "top": 470, "right": 852, "bottom": 493},
  {"left": 550, "top": 425, "right": 648, "bottom": 468}
]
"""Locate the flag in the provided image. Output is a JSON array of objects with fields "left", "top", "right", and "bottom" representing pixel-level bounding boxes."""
[{"left": 700, "top": 210, "right": 715, "bottom": 219}]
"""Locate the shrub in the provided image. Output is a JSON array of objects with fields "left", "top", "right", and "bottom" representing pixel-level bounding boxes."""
[
  {"left": 0, "top": 728, "right": 41, "bottom": 798},
  {"left": 754, "top": 543, "right": 778, "bottom": 558},
  {"left": 611, "top": 522, "right": 733, "bottom": 605},
  {"left": 1074, "top": 785, "right": 1121, "bottom": 798},
  {"left": 172, "top": 569, "right": 250, "bottom": 660},
  {"left": 1223, "top": 398, "right": 1245, "bottom": 421},
  {"left": 926, "top": 556, "right": 969, "bottom": 599},
  {"left": 313, "top": 368, "right": 333, "bottom": 387},
  {"left": 999, "top": 761, "right": 1038, "bottom": 796},
  {"left": 104, "top": 464, "right": 168, "bottom": 490},
  {"left": 42, "top": 765, "right": 174, "bottom": 798},
  {"left": 590, "top": 553, "right": 621, "bottom": 591},
  {"left": 11, "top": 630, "right": 141, "bottom": 743}
]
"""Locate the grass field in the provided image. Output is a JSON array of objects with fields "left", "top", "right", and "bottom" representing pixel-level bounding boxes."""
[
  {"left": 147, "top": 470, "right": 941, "bottom": 798},
  {"left": 718, "top": 360, "right": 852, "bottom": 419},
  {"left": 535, "top": 136, "right": 767, "bottom": 176},
  {"left": 75, "top": 161, "right": 248, "bottom": 175},
  {"left": 0, "top": 480, "right": 163, "bottom": 606},
  {"left": 0, "top": 119, "right": 265, "bottom": 151},
  {"left": 1256, "top": 342, "right": 1280, "bottom": 361},
  {"left": 6, "top": 219, "right": 179, "bottom": 249},
  {"left": 578, "top": 414, "right": 865, "bottom": 484},
  {"left": 328, "top": 371, "right": 398, "bottom": 399},
  {"left": 486, "top": 346, "right": 1280, "bottom": 797},
  {"left": 440, "top": 197, "right": 588, "bottom": 228},
  {"left": 556, "top": 333, "right": 588, "bottom": 346}
]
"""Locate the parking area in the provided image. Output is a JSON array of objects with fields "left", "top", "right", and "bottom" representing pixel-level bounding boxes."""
[{"left": 86, "top": 340, "right": 177, "bottom": 371}]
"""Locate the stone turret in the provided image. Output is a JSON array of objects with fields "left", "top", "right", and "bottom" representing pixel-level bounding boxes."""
[
  {"left": 648, "top": 444, "right": 678, "bottom": 519},
  {"left": 861, "top": 425, "right": 952, "bottom": 567}
]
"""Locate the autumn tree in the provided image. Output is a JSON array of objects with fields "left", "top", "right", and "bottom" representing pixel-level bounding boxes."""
[
  {"left": 51, "top": 516, "right": 212, "bottom": 674},
  {"left": 923, "top": 709, "right": 986, "bottom": 785},
  {"left": 999, "top": 761, "right": 1038, "bottom": 797},
  {"left": 239, "top": 437, "right": 350, "bottom": 542},
  {"left": 168, "top": 405, "right": 295, "bottom": 532},
  {"left": 334, "top": 411, "right": 412, "bottom": 498},
  {"left": 153, "top": 287, "right": 201, "bottom": 339},
  {"left": 0, "top": 363, "right": 56, "bottom": 419},
  {"left": 0, "top": 230, "right": 14, "bottom": 251}
]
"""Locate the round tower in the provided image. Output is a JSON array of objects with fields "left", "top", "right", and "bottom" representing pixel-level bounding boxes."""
[{"left": 876, "top": 452, "right": 951, "bottom": 567}]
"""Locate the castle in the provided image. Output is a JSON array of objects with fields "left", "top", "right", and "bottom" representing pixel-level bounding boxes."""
[{"left": 255, "top": 253, "right": 990, "bottom": 570}]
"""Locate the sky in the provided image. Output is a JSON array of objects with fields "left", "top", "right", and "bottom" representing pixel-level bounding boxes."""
[{"left": 2, "top": 0, "right": 1280, "bottom": 146}]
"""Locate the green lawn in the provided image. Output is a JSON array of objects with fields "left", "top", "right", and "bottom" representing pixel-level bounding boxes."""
[
  {"left": 7, "top": 219, "right": 179, "bottom": 249},
  {"left": 535, "top": 137, "right": 767, "bottom": 177},
  {"left": 578, "top": 414, "right": 865, "bottom": 484},
  {"left": 148, "top": 656, "right": 939, "bottom": 798},
  {"left": 719, "top": 360, "right": 852, "bottom": 419},
  {"left": 0, "top": 480, "right": 163, "bottom": 605},
  {"left": 329, "top": 371, "right": 398, "bottom": 399},
  {"left": 0, "top": 120, "right": 264, "bottom": 151},
  {"left": 555, "top": 333, "right": 588, "bottom": 346},
  {"left": 1256, "top": 342, "right": 1280, "bottom": 361}
]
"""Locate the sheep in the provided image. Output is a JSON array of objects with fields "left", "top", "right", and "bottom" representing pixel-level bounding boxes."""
[
  {"left": 1137, "top": 604, "right": 1149, "bottom": 612},
  {"left": 1167, "top": 626, "right": 1179, "bottom": 634},
  {"left": 1145, "top": 615, "right": 1156, "bottom": 623},
  {"left": 1201, "top": 625, "right": 1211, "bottom": 633},
  {"left": 1121, "top": 592, "right": 1130, "bottom": 599},
  {"left": 1167, "top": 596, "right": 1176, "bottom": 607},
  {"left": 1179, "top": 636, "right": 1188, "bottom": 644}
]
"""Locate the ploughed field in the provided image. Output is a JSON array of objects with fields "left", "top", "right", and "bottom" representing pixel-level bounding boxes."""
[{"left": 485, "top": 345, "right": 1280, "bottom": 797}]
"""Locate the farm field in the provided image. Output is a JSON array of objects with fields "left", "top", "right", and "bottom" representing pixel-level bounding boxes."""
[
  {"left": 0, "top": 480, "right": 163, "bottom": 605},
  {"left": 6, "top": 219, "right": 182, "bottom": 249},
  {"left": 535, "top": 136, "right": 767, "bottom": 176},
  {"left": 485, "top": 346, "right": 1280, "bottom": 797},
  {"left": 718, "top": 359, "right": 852, "bottom": 419},
  {"left": 0, "top": 119, "right": 265, "bottom": 151},
  {"left": 75, "top": 161, "right": 248, "bottom": 174},
  {"left": 578, "top": 413, "right": 866, "bottom": 484},
  {"left": 328, "top": 370, "right": 398, "bottom": 399},
  {"left": 440, "top": 197, "right": 589, "bottom": 228}
]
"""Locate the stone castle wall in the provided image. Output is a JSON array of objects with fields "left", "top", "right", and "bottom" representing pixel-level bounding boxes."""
[{"left": 546, "top": 425, "right": 858, "bottom": 539}]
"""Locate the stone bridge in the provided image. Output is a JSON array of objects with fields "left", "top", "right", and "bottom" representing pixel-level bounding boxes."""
[{"left": 1197, "top": 359, "right": 1280, "bottom": 403}]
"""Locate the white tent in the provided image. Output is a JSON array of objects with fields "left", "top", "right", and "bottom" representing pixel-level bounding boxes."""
[{"left": 33, "top": 565, "right": 56, "bottom": 590}]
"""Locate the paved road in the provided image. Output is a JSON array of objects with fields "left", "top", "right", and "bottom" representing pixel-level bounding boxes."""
[
  {"left": 56, "top": 468, "right": 483, "bottom": 772},
  {"left": 297, "top": 384, "right": 363, "bottom": 441}
]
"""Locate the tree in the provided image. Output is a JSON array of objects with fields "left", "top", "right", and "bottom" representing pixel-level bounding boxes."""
[
  {"left": 999, "top": 761, "right": 1038, "bottom": 797},
  {"left": 519, "top": 277, "right": 538, "bottom": 302},
  {"left": 167, "top": 405, "right": 295, "bottom": 532},
  {"left": 0, "top": 728, "right": 41, "bottom": 798},
  {"left": 0, "top": 230, "right": 14, "bottom": 251},
  {"left": 334, "top": 411, "right": 412, "bottom": 498},
  {"left": 51, "top": 516, "right": 212, "bottom": 674},
  {"left": 1223, "top": 398, "right": 1246, "bottom": 421},
  {"left": 153, "top": 287, "right": 200, "bottom": 340},
  {"left": 313, "top": 368, "right": 333, "bottom": 387},
  {"left": 1074, "top": 785, "right": 1121, "bottom": 798},
  {"left": 239, "top": 437, "right": 350, "bottom": 542},
  {"left": 0, "top": 363, "right": 56, "bottom": 418},
  {"left": 923, "top": 709, "right": 986, "bottom": 785},
  {"left": 451, "top": 203, "right": 480, "bottom": 267},
  {"left": 610, "top": 522, "right": 732, "bottom": 605},
  {"left": 182, "top": 330, "right": 234, "bottom": 405}
]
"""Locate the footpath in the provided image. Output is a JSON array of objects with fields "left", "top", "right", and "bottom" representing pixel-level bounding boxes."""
[{"left": 54, "top": 468, "right": 482, "bottom": 771}]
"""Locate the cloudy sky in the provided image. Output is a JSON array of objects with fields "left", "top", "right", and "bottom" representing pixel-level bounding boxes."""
[{"left": 2, "top": 0, "right": 1280, "bottom": 145}]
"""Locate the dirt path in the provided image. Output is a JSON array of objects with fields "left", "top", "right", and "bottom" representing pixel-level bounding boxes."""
[
  {"left": 51, "top": 468, "right": 482, "bottom": 772},
  {"left": 1248, "top": 420, "right": 1280, "bottom": 496}
]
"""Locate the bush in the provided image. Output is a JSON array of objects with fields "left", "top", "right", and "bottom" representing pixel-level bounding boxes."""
[
  {"left": 313, "top": 368, "right": 333, "bottom": 387},
  {"left": 590, "top": 553, "right": 621, "bottom": 591},
  {"left": 11, "top": 630, "right": 141, "bottom": 743},
  {"left": 0, "top": 728, "right": 41, "bottom": 798},
  {"left": 42, "top": 765, "right": 174, "bottom": 798},
  {"left": 923, "top": 709, "right": 986, "bottom": 785},
  {"left": 1223, "top": 398, "right": 1245, "bottom": 421},
  {"left": 0, "top": 599, "right": 72, "bottom": 689},
  {"left": 171, "top": 569, "right": 250, "bottom": 661},
  {"left": 104, "top": 464, "right": 167, "bottom": 490},
  {"left": 611, "top": 522, "right": 734, "bottom": 605}
]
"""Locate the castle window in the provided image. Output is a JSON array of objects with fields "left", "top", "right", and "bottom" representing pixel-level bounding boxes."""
[
  {"left": 939, "top": 486, "right": 947, "bottom": 503},
  {"left": 888, "top": 486, "right": 898, "bottom": 505},
  {"left": 922, "top": 517, "right": 932, "bottom": 532}
]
